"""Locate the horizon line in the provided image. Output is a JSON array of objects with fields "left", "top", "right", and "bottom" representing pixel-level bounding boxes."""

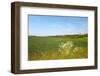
[{"left": 28, "top": 33, "right": 88, "bottom": 37}]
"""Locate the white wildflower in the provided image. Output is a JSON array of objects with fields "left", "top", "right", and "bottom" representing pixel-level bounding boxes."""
[
  {"left": 73, "top": 47, "right": 82, "bottom": 53},
  {"left": 58, "top": 41, "right": 74, "bottom": 55}
]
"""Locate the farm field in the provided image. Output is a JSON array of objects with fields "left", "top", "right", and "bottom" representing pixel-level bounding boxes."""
[{"left": 28, "top": 34, "right": 88, "bottom": 60}]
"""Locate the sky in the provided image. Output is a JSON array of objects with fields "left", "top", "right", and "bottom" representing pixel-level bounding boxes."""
[{"left": 28, "top": 15, "right": 88, "bottom": 36}]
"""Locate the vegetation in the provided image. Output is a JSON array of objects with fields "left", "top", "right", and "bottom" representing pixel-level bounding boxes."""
[{"left": 28, "top": 34, "right": 88, "bottom": 60}]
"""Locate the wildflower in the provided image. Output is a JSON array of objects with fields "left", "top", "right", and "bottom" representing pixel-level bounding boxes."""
[
  {"left": 58, "top": 41, "right": 74, "bottom": 55},
  {"left": 73, "top": 47, "right": 82, "bottom": 53}
]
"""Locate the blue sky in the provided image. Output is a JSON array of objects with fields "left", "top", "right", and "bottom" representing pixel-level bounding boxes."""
[{"left": 28, "top": 15, "right": 88, "bottom": 36}]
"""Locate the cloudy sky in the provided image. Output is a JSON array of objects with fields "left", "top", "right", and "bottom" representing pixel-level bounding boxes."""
[{"left": 28, "top": 15, "right": 88, "bottom": 36}]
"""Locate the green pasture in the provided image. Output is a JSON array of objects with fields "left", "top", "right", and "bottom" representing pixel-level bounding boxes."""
[{"left": 28, "top": 34, "right": 88, "bottom": 60}]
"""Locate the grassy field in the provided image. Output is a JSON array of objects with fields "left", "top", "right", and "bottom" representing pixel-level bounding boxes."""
[{"left": 28, "top": 34, "right": 88, "bottom": 60}]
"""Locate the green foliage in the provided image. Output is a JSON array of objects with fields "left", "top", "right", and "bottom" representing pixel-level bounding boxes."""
[{"left": 28, "top": 35, "right": 88, "bottom": 60}]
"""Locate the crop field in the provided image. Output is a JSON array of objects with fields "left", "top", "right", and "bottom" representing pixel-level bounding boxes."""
[{"left": 28, "top": 34, "right": 88, "bottom": 60}]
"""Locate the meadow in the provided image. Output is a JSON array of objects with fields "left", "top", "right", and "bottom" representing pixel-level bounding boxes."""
[{"left": 28, "top": 34, "right": 88, "bottom": 60}]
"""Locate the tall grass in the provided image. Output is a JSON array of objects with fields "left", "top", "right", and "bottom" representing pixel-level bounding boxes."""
[{"left": 28, "top": 35, "right": 88, "bottom": 60}]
